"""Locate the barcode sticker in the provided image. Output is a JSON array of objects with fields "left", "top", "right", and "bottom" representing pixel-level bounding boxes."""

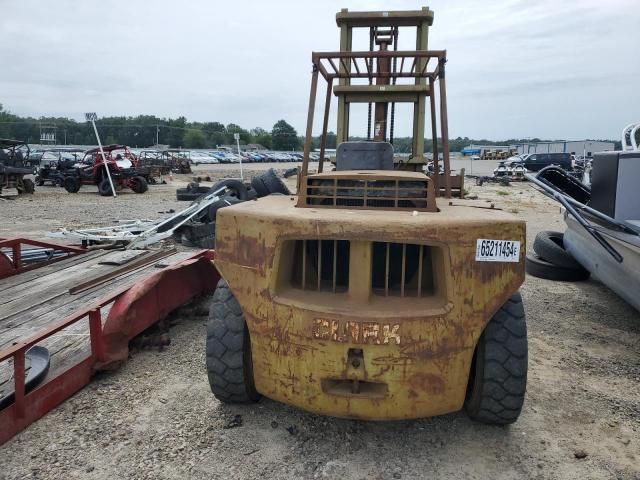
[{"left": 476, "top": 239, "right": 521, "bottom": 262}]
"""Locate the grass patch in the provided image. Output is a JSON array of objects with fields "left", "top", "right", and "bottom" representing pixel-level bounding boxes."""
[{"left": 497, "top": 190, "right": 510, "bottom": 196}]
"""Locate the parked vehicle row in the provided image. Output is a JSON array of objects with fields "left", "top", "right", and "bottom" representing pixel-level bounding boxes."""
[
  {"left": 187, "top": 151, "right": 316, "bottom": 164},
  {"left": 130, "top": 149, "right": 312, "bottom": 165}
]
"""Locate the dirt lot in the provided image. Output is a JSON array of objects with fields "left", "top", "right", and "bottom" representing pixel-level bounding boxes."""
[{"left": 1, "top": 165, "right": 638, "bottom": 480}]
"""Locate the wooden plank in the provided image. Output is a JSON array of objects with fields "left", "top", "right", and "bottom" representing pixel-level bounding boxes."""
[
  {"left": 0, "top": 251, "right": 194, "bottom": 347},
  {"left": 0, "top": 251, "right": 108, "bottom": 294},
  {"left": 0, "top": 250, "right": 147, "bottom": 303},
  {"left": 0, "top": 250, "right": 148, "bottom": 314},
  {"left": 0, "top": 262, "right": 122, "bottom": 320},
  {"left": 98, "top": 250, "right": 148, "bottom": 266},
  {"left": 70, "top": 249, "right": 176, "bottom": 294}
]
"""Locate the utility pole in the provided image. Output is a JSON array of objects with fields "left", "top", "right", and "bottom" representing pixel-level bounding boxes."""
[
  {"left": 156, "top": 125, "right": 160, "bottom": 146},
  {"left": 234, "top": 133, "right": 243, "bottom": 180},
  {"left": 86, "top": 112, "right": 117, "bottom": 198}
]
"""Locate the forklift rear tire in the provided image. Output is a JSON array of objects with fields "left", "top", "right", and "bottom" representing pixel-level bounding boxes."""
[
  {"left": 465, "top": 291, "right": 527, "bottom": 425},
  {"left": 206, "top": 279, "right": 261, "bottom": 404}
]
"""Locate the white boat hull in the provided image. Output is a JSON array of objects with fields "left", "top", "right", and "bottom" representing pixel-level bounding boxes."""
[{"left": 564, "top": 214, "right": 640, "bottom": 312}]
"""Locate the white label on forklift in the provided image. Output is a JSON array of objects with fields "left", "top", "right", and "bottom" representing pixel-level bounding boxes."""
[{"left": 475, "top": 239, "right": 520, "bottom": 262}]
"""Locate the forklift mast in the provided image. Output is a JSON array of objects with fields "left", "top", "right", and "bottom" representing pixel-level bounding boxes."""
[{"left": 300, "top": 7, "right": 453, "bottom": 196}]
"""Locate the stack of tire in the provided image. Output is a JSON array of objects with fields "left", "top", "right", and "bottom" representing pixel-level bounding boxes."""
[
  {"left": 248, "top": 168, "right": 290, "bottom": 199},
  {"left": 525, "top": 230, "right": 589, "bottom": 281},
  {"left": 177, "top": 169, "right": 290, "bottom": 249}
]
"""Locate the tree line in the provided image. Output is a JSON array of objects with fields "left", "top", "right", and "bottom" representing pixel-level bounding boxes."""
[
  {"left": 0, "top": 104, "right": 300, "bottom": 150},
  {"left": 0, "top": 103, "right": 622, "bottom": 152}
]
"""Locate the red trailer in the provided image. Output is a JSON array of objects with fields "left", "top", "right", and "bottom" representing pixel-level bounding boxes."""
[{"left": 0, "top": 238, "right": 219, "bottom": 445}]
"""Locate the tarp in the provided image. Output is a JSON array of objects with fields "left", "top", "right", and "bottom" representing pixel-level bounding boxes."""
[{"left": 461, "top": 148, "right": 481, "bottom": 155}]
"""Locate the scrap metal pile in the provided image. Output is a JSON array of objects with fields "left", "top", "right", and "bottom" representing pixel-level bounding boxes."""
[{"left": 49, "top": 168, "right": 291, "bottom": 249}]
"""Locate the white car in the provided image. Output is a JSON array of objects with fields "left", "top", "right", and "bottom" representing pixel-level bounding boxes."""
[{"left": 191, "top": 152, "right": 216, "bottom": 165}]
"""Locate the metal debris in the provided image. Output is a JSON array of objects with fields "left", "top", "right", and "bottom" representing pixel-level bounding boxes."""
[{"left": 47, "top": 185, "right": 228, "bottom": 248}]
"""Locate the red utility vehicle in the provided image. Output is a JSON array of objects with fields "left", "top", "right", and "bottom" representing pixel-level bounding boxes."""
[{"left": 62, "top": 145, "right": 149, "bottom": 196}]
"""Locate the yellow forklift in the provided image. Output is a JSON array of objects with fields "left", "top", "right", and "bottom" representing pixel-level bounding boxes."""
[{"left": 206, "top": 7, "right": 527, "bottom": 424}]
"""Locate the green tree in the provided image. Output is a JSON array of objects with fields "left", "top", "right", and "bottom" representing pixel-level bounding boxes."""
[
  {"left": 250, "top": 127, "right": 272, "bottom": 149},
  {"left": 325, "top": 131, "right": 336, "bottom": 149},
  {"left": 271, "top": 119, "right": 299, "bottom": 150},
  {"left": 183, "top": 129, "right": 206, "bottom": 148},
  {"left": 166, "top": 116, "right": 187, "bottom": 147},
  {"left": 202, "top": 122, "right": 226, "bottom": 147},
  {"left": 225, "top": 123, "right": 250, "bottom": 144}
]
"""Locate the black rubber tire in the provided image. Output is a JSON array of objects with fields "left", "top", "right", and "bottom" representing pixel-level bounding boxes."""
[
  {"left": 208, "top": 179, "right": 249, "bottom": 200},
  {"left": 525, "top": 252, "right": 589, "bottom": 281},
  {"left": 246, "top": 186, "right": 258, "bottom": 201},
  {"left": 98, "top": 178, "right": 113, "bottom": 196},
  {"left": 130, "top": 175, "right": 148, "bottom": 194},
  {"left": 465, "top": 291, "right": 527, "bottom": 425},
  {"left": 181, "top": 232, "right": 214, "bottom": 249},
  {"left": 21, "top": 178, "right": 35, "bottom": 194},
  {"left": 36, "top": 177, "right": 45, "bottom": 187},
  {"left": 533, "top": 230, "right": 582, "bottom": 270},
  {"left": 250, "top": 175, "right": 269, "bottom": 198},
  {"left": 199, "top": 196, "right": 242, "bottom": 223},
  {"left": 283, "top": 167, "right": 298, "bottom": 178},
  {"left": 206, "top": 279, "right": 261, "bottom": 404},
  {"left": 176, "top": 188, "right": 202, "bottom": 202},
  {"left": 63, "top": 176, "right": 81, "bottom": 193},
  {"left": 181, "top": 221, "right": 213, "bottom": 242},
  {"left": 260, "top": 168, "right": 291, "bottom": 195}
]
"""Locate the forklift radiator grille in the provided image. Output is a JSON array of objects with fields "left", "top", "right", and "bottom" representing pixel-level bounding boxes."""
[
  {"left": 371, "top": 242, "right": 435, "bottom": 297},
  {"left": 304, "top": 178, "right": 430, "bottom": 210},
  {"left": 289, "top": 239, "right": 350, "bottom": 292}
]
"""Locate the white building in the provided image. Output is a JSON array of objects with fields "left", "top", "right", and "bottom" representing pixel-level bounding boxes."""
[{"left": 514, "top": 140, "right": 614, "bottom": 156}]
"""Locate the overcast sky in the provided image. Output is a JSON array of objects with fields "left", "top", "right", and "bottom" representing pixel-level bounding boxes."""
[{"left": 1, "top": 0, "right": 638, "bottom": 140}]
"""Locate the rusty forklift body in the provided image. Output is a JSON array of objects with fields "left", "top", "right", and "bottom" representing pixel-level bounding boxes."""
[{"left": 209, "top": 7, "right": 527, "bottom": 422}]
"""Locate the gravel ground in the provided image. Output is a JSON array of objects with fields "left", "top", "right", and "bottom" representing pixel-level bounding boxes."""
[{"left": 0, "top": 165, "right": 638, "bottom": 480}]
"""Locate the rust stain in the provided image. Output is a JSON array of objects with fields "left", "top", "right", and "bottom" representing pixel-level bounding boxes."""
[
  {"left": 214, "top": 194, "right": 524, "bottom": 420},
  {"left": 408, "top": 372, "right": 446, "bottom": 395}
]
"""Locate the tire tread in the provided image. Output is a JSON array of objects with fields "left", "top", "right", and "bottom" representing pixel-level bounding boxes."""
[
  {"left": 465, "top": 291, "right": 527, "bottom": 424},
  {"left": 206, "top": 279, "right": 260, "bottom": 404}
]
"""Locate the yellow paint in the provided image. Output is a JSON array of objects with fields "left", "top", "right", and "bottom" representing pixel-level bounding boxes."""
[{"left": 214, "top": 193, "right": 525, "bottom": 420}]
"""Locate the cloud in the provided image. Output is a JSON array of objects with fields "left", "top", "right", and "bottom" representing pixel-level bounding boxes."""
[{"left": 0, "top": 0, "right": 638, "bottom": 140}]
